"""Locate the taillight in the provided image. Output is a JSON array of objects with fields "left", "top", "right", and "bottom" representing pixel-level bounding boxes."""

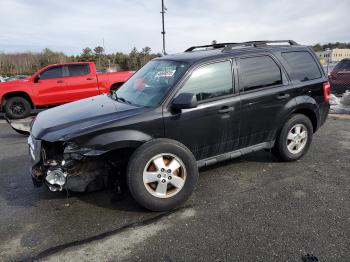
[{"left": 323, "top": 81, "right": 330, "bottom": 103}]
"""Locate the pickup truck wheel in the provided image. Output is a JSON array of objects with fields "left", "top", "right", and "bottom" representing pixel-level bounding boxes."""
[
  {"left": 273, "top": 114, "right": 313, "bottom": 161},
  {"left": 127, "top": 139, "right": 198, "bottom": 211},
  {"left": 5, "top": 97, "right": 31, "bottom": 119}
]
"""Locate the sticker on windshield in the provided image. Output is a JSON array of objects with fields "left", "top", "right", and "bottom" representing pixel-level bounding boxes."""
[{"left": 155, "top": 69, "right": 176, "bottom": 78}]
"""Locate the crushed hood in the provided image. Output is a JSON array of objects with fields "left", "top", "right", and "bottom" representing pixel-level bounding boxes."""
[{"left": 31, "top": 94, "right": 148, "bottom": 141}]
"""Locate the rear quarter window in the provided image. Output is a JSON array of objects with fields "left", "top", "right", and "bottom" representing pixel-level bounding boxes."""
[{"left": 281, "top": 51, "right": 322, "bottom": 82}]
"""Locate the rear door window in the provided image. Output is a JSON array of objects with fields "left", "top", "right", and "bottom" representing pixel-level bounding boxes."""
[
  {"left": 281, "top": 51, "right": 321, "bottom": 82},
  {"left": 238, "top": 56, "right": 282, "bottom": 92},
  {"left": 67, "top": 64, "right": 90, "bottom": 77},
  {"left": 40, "top": 66, "right": 64, "bottom": 80}
]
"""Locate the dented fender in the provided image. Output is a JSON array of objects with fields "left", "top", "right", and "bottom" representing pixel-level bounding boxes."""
[{"left": 69, "top": 129, "right": 153, "bottom": 155}]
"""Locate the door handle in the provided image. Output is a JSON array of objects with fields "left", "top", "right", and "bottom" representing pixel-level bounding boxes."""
[
  {"left": 57, "top": 80, "right": 64, "bottom": 83},
  {"left": 218, "top": 106, "right": 234, "bottom": 114},
  {"left": 276, "top": 93, "right": 290, "bottom": 100},
  {"left": 87, "top": 77, "right": 95, "bottom": 80}
]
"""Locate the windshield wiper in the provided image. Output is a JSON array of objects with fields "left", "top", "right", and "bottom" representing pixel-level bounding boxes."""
[{"left": 115, "top": 94, "right": 132, "bottom": 105}]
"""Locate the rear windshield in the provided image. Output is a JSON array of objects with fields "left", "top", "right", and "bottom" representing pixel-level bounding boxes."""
[
  {"left": 281, "top": 51, "right": 322, "bottom": 82},
  {"left": 334, "top": 60, "right": 350, "bottom": 71}
]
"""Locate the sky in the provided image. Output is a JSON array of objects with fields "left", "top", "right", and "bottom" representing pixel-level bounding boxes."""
[{"left": 0, "top": 0, "right": 349, "bottom": 55}]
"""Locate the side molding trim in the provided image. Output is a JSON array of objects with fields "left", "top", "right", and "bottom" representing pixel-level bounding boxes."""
[{"left": 197, "top": 141, "right": 275, "bottom": 168}]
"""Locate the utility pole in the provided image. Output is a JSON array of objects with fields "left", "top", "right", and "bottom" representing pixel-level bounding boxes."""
[
  {"left": 161, "top": 0, "right": 167, "bottom": 55},
  {"left": 325, "top": 48, "right": 331, "bottom": 75}
]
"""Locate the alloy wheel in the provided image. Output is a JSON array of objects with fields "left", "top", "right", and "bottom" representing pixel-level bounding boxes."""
[
  {"left": 286, "top": 123, "right": 308, "bottom": 154},
  {"left": 143, "top": 153, "right": 187, "bottom": 198}
]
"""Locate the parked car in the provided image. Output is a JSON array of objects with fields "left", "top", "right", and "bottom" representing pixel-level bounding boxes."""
[
  {"left": 0, "top": 76, "right": 6, "bottom": 82},
  {"left": 329, "top": 59, "right": 350, "bottom": 95},
  {"left": 0, "top": 62, "right": 134, "bottom": 119},
  {"left": 5, "top": 75, "right": 29, "bottom": 82},
  {"left": 28, "top": 40, "right": 330, "bottom": 211}
]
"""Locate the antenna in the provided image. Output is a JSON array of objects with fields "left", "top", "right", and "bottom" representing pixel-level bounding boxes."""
[{"left": 161, "top": 0, "right": 167, "bottom": 55}]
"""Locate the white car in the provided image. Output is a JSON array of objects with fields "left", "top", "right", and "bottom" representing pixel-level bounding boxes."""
[{"left": 0, "top": 76, "right": 6, "bottom": 82}]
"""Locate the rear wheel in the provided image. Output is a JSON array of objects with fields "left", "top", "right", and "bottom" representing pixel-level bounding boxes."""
[
  {"left": 127, "top": 139, "right": 198, "bottom": 211},
  {"left": 273, "top": 114, "right": 313, "bottom": 161},
  {"left": 4, "top": 96, "right": 31, "bottom": 119}
]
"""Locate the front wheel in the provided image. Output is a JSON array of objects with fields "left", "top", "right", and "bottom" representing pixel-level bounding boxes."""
[
  {"left": 127, "top": 139, "right": 198, "bottom": 211},
  {"left": 4, "top": 96, "right": 31, "bottom": 119},
  {"left": 273, "top": 114, "right": 313, "bottom": 161}
]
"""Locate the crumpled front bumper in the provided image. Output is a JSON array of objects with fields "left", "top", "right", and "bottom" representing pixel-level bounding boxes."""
[
  {"left": 28, "top": 135, "right": 42, "bottom": 166},
  {"left": 27, "top": 135, "right": 109, "bottom": 192},
  {"left": 28, "top": 135, "right": 45, "bottom": 186}
]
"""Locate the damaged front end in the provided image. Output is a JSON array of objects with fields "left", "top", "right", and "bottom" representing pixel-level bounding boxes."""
[
  {"left": 25, "top": 93, "right": 151, "bottom": 194},
  {"left": 29, "top": 136, "right": 113, "bottom": 192}
]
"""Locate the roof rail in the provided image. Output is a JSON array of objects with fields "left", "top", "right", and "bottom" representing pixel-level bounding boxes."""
[
  {"left": 185, "top": 42, "right": 238, "bottom": 52},
  {"left": 185, "top": 40, "right": 299, "bottom": 52},
  {"left": 222, "top": 40, "right": 299, "bottom": 51}
]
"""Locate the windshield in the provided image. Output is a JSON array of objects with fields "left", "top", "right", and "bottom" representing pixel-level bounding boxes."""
[{"left": 113, "top": 60, "right": 189, "bottom": 107}]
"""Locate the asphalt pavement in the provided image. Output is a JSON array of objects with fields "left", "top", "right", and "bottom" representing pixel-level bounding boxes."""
[{"left": 0, "top": 116, "right": 349, "bottom": 261}]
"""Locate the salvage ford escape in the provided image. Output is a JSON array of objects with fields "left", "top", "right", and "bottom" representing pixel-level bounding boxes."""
[{"left": 28, "top": 40, "right": 330, "bottom": 211}]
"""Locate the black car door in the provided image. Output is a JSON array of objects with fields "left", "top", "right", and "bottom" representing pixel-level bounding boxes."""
[
  {"left": 237, "top": 54, "right": 296, "bottom": 148},
  {"left": 163, "top": 59, "right": 241, "bottom": 160}
]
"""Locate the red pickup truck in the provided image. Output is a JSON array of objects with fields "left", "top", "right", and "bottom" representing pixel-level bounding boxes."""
[{"left": 0, "top": 62, "right": 133, "bottom": 118}]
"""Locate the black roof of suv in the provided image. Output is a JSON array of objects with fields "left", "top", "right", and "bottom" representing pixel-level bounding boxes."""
[
  {"left": 158, "top": 40, "right": 308, "bottom": 62},
  {"left": 26, "top": 40, "right": 330, "bottom": 211}
]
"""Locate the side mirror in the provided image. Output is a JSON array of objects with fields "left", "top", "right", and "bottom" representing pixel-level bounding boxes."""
[
  {"left": 33, "top": 75, "right": 40, "bottom": 83},
  {"left": 171, "top": 93, "right": 197, "bottom": 110}
]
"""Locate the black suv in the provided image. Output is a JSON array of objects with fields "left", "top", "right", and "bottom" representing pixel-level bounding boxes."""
[{"left": 28, "top": 40, "right": 330, "bottom": 211}]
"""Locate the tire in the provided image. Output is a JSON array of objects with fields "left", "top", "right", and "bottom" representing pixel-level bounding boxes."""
[
  {"left": 126, "top": 138, "right": 198, "bottom": 211},
  {"left": 273, "top": 114, "right": 313, "bottom": 162},
  {"left": 4, "top": 96, "right": 31, "bottom": 119}
]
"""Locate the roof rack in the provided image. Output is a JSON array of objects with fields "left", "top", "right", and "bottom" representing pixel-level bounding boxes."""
[
  {"left": 184, "top": 42, "right": 238, "bottom": 52},
  {"left": 185, "top": 40, "right": 299, "bottom": 52},
  {"left": 222, "top": 40, "right": 299, "bottom": 51}
]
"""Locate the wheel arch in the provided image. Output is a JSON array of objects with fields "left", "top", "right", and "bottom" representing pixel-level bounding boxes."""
[
  {"left": 2, "top": 91, "right": 34, "bottom": 108},
  {"left": 74, "top": 129, "right": 153, "bottom": 153},
  {"left": 270, "top": 97, "right": 320, "bottom": 142},
  {"left": 291, "top": 95, "right": 320, "bottom": 133},
  {"left": 290, "top": 107, "right": 318, "bottom": 133}
]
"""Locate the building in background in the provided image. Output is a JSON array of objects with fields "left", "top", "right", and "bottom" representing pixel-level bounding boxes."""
[{"left": 316, "top": 48, "right": 350, "bottom": 64}]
